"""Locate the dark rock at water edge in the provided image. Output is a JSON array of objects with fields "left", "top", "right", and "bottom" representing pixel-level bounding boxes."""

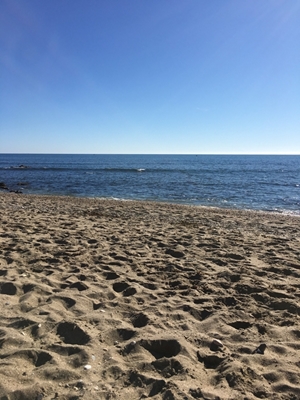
[
  {"left": 0, "top": 182, "right": 8, "bottom": 190},
  {"left": 0, "top": 182, "right": 23, "bottom": 194}
]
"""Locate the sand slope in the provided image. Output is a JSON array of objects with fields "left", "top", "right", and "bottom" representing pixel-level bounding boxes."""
[{"left": 0, "top": 193, "right": 299, "bottom": 400}]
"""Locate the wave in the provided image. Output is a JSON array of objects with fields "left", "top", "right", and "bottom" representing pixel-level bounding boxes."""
[
  {"left": 2, "top": 165, "right": 298, "bottom": 176},
  {"left": 1, "top": 166, "right": 144, "bottom": 173}
]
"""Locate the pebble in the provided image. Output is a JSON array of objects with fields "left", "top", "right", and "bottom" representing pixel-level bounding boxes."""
[{"left": 84, "top": 364, "right": 92, "bottom": 370}]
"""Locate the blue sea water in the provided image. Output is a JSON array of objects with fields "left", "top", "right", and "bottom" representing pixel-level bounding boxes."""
[{"left": 0, "top": 154, "right": 299, "bottom": 215}]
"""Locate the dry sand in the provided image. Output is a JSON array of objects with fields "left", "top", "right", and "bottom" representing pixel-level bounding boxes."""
[{"left": 0, "top": 193, "right": 299, "bottom": 400}]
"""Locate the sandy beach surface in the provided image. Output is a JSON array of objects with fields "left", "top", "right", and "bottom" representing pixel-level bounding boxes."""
[{"left": 0, "top": 193, "right": 299, "bottom": 400}]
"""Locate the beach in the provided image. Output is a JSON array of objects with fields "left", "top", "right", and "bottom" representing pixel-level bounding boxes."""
[{"left": 0, "top": 192, "right": 299, "bottom": 400}]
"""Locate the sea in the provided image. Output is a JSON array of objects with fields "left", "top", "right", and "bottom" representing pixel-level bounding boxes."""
[{"left": 0, "top": 154, "right": 299, "bottom": 215}]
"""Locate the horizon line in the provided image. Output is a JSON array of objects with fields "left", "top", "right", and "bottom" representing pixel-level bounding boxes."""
[{"left": 0, "top": 153, "right": 299, "bottom": 156}]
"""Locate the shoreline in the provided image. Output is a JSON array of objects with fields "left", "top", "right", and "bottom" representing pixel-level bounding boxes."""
[
  {"left": 0, "top": 192, "right": 300, "bottom": 399},
  {"left": 1, "top": 191, "right": 299, "bottom": 219}
]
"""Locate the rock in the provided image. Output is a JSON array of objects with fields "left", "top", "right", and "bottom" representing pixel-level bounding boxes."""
[{"left": 9, "top": 189, "right": 23, "bottom": 194}]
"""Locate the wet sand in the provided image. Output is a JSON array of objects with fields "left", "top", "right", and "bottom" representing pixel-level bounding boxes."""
[{"left": 0, "top": 193, "right": 299, "bottom": 400}]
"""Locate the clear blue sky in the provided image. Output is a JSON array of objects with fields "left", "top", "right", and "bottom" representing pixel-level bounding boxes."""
[{"left": 1, "top": 0, "right": 299, "bottom": 154}]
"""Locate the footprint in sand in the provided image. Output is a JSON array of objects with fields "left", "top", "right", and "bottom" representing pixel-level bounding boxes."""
[
  {"left": 112, "top": 281, "right": 137, "bottom": 296},
  {"left": 57, "top": 322, "right": 90, "bottom": 345},
  {"left": 131, "top": 312, "right": 149, "bottom": 328},
  {"left": 0, "top": 282, "right": 17, "bottom": 295},
  {"left": 140, "top": 339, "right": 181, "bottom": 359}
]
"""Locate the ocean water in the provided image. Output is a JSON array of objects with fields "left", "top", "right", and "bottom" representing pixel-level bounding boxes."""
[{"left": 0, "top": 154, "right": 299, "bottom": 215}]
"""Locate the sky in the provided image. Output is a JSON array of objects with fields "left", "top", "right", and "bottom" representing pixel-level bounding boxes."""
[{"left": 0, "top": 0, "right": 299, "bottom": 154}]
